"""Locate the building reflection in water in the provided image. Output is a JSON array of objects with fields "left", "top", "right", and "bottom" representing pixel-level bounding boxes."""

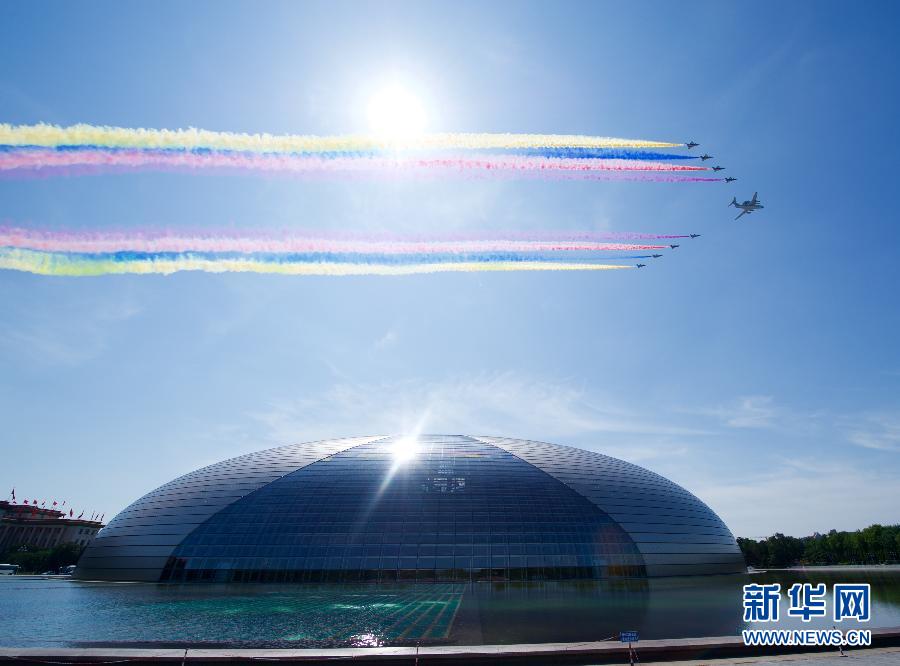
[{"left": 452, "top": 576, "right": 744, "bottom": 644}]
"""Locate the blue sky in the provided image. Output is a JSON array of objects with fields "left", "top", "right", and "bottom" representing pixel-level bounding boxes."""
[{"left": 1, "top": 0, "right": 899, "bottom": 537}]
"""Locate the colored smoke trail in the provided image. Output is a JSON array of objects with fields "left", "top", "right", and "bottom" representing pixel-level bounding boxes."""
[
  {"left": 0, "top": 227, "right": 669, "bottom": 254},
  {"left": 0, "top": 248, "right": 633, "bottom": 277},
  {"left": 0, "top": 163, "right": 721, "bottom": 183},
  {"left": 0, "top": 125, "right": 708, "bottom": 277},
  {"left": 0, "top": 249, "right": 657, "bottom": 265},
  {"left": 0, "top": 145, "right": 698, "bottom": 161},
  {"left": 0, "top": 149, "right": 708, "bottom": 176},
  {"left": 0, "top": 123, "right": 682, "bottom": 152},
  {"left": 499, "top": 148, "right": 697, "bottom": 160},
  {"left": 379, "top": 230, "right": 695, "bottom": 241}
]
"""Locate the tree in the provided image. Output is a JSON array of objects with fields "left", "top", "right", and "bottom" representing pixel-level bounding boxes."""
[
  {"left": 0, "top": 542, "right": 85, "bottom": 574},
  {"left": 738, "top": 524, "right": 900, "bottom": 567}
]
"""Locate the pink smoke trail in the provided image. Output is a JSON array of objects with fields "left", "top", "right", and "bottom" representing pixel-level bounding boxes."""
[
  {"left": 0, "top": 163, "right": 721, "bottom": 183},
  {"left": 0, "top": 149, "right": 708, "bottom": 174}
]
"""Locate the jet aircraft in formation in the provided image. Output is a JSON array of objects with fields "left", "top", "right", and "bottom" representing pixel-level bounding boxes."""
[
  {"left": 729, "top": 192, "right": 764, "bottom": 220},
  {"left": 638, "top": 141, "right": 763, "bottom": 269}
]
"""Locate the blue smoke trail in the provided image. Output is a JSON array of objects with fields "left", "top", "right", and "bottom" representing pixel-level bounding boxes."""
[
  {"left": 497, "top": 147, "right": 697, "bottom": 160},
  {"left": 51, "top": 250, "right": 658, "bottom": 265}
]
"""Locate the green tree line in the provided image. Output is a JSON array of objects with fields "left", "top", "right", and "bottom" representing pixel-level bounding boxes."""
[
  {"left": 738, "top": 524, "right": 900, "bottom": 568},
  {"left": 0, "top": 542, "right": 85, "bottom": 574}
]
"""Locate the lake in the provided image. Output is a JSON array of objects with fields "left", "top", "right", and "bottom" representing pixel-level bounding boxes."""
[{"left": 2, "top": 568, "right": 898, "bottom": 648}]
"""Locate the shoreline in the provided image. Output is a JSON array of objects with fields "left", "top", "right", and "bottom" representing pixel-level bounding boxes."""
[
  {"left": 0, "top": 629, "right": 898, "bottom": 665},
  {"left": 760, "top": 565, "right": 900, "bottom": 572}
]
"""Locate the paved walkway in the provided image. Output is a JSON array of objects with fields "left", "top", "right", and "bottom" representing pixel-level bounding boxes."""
[
  {"left": 643, "top": 646, "right": 900, "bottom": 665},
  {"left": 2, "top": 638, "right": 898, "bottom": 665}
]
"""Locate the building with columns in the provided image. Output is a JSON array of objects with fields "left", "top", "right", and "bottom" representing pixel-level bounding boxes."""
[{"left": 0, "top": 500, "right": 105, "bottom": 553}]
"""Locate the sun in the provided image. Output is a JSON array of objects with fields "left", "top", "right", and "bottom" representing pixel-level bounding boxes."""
[
  {"left": 390, "top": 436, "right": 419, "bottom": 463},
  {"left": 366, "top": 85, "right": 427, "bottom": 139}
]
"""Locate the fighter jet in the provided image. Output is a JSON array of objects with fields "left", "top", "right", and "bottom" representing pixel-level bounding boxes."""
[
  {"left": 724, "top": 176, "right": 737, "bottom": 183},
  {"left": 651, "top": 254, "right": 663, "bottom": 258},
  {"left": 689, "top": 234, "right": 701, "bottom": 238},
  {"left": 700, "top": 154, "right": 713, "bottom": 161},
  {"left": 669, "top": 244, "right": 680, "bottom": 249},
  {"left": 712, "top": 166, "right": 725, "bottom": 172},
  {"left": 729, "top": 192, "right": 764, "bottom": 220},
  {"left": 636, "top": 263, "right": 646, "bottom": 268},
  {"left": 686, "top": 141, "right": 699, "bottom": 149}
]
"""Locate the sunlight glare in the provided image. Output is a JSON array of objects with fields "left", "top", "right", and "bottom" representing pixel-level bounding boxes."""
[
  {"left": 366, "top": 85, "right": 427, "bottom": 139},
  {"left": 391, "top": 436, "right": 419, "bottom": 463}
]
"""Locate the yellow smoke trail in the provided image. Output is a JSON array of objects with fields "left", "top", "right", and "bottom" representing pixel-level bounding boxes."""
[
  {"left": 0, "top": 249, "right": 634, "bottom": 277},
  {"left": 0, "top": 123, "right": 681, "bottom": 152}
]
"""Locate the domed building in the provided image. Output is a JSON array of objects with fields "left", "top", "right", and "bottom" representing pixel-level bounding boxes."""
[{"left": 75, "top": 435, "right": 744, "bottom": 582}]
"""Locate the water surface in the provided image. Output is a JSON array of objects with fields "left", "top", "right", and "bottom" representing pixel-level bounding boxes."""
[{"left": 2, "top": 568, "right": 898, "bottom": 648}]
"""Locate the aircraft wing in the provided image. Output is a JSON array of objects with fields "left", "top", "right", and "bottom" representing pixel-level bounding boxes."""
[{"left": 734, "top": 209, "right": 748, "bottom": 220}]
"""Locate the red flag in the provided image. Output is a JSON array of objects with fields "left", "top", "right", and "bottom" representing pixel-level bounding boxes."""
[
  {"left": 32, "top": 499, "right": 37, "bottom": 505},
  {"left": 41, "top": 501, "right": 46, "bottom": 507},
  {"left": 61, "top": 500, "right": 66, "bottom": 507},
  {"left": 100, "top": 513, "right": 104, "bottom": 522},
  {"left": 10, "top": 488, "right": 14, "bottom": 501},
  {"left": 69, "top": 509, "right": 73, "bottom": 517},
  {"left": 77, "top": 511, "right": 83, "bottom": 519},
  {"left": 52, "top": 501, "right": 58, "bottom": 507}
]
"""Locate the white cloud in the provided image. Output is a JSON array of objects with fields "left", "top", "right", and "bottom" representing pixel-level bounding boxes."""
[
  {"left": 692, "top": 460, "right": 900, "bottom": 538},
  {"left": 726, "top": 395, "right": 778, "bottom": 428},
  {"left": 686, "top": 395, "right": 779, "bottom": 429},
  {"left": 846, "top": 413, "right": 900, "bottom": 452},
  {"left": 248, "top": 372, "right": 707, "bottom": 459},
  {"left": 374, "top": 329, "right": 398, "bottom": 349},
  {"left": 0, "top": 297, "right": 142, "bottom": 366}
]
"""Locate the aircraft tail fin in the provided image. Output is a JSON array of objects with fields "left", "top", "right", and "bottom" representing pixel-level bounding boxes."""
[{"left": 729, "top": 197, "right": 737, "bottom": 206}]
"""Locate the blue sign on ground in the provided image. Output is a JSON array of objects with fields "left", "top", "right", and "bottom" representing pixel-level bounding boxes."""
[{"left": 620, "top": 631, "right": 639, "bottom": 643}]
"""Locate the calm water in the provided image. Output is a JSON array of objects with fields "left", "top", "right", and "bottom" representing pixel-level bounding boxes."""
[{"left": 2, "top": 568, "right": 899, "bottom": 648}]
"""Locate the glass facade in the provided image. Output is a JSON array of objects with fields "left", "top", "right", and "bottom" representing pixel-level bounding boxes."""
[
  {"left": 482, "top": 437, "right": 745, "bottom": 576},
  {"left": 76, "top": 435, "right": 745, "bottom": 582},
  {"left": 161, "top": 436, "right": 645, "bottom": 582},
  {"left": 75, "top": 437, "right": 377, "bottom": 581}
]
